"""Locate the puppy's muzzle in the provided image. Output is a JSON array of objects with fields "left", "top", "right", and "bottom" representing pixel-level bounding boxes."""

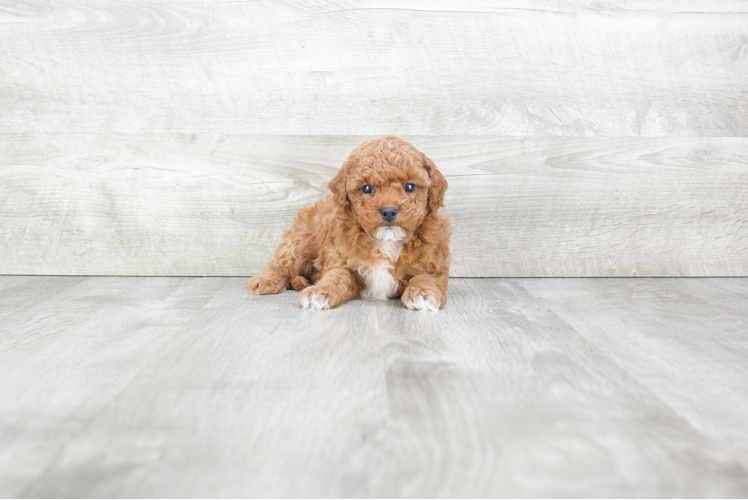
[{"left": 380, "top": 206, "right": 399, "bottom": 222}]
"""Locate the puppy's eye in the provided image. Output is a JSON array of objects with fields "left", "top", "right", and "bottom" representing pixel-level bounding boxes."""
[
  {"left": 404, "top": 182, "right": 417, "bottom": 193},
  {"left": 361, "top": 184, "right": 374, "bottom": 194}
]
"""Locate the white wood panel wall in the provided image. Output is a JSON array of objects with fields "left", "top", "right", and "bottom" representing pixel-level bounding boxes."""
[{"left": 1, "top": 1, "right": 747, "bottom": 276}]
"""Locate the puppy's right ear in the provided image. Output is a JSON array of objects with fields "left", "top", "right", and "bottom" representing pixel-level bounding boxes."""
[
  {"left": 423, "top": 154, "right": 448, "bottom": 213},
  {"left": 328, "top": 157, "right": 353, "bottom": 207}
]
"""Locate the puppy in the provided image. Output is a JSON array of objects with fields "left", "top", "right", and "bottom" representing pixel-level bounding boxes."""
[{"left": 247, "top": 135, "right": 451, "bottom": 311}]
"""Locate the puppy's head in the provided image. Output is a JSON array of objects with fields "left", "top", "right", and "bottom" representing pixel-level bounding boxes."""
[{"left": 328, "top": 135, "right": 447, "bottom": 242}]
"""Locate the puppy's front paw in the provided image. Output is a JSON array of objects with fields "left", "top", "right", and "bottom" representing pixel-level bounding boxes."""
[
  {"left": 247, "top": 271, "right": 287, "bottom": 295},
  {"left": 298, "top": 287, "right": 332, "bottom": 310},
  {"left": 401, "top": 286, "right": 443, "bottom": 312}
]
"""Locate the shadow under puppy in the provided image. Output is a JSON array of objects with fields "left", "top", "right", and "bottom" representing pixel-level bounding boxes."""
[{"left": 247, "top": 135, "right": 451, "bottom": 311}]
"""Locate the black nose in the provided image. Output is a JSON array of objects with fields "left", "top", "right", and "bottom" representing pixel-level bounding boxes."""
[{"left": 380, "top": 206, "right": 399, "bottom": 222}]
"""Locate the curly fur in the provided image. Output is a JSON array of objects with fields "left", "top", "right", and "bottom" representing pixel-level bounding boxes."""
[{"left": 247, "top": 135, "right": 451, "bottom": 311}]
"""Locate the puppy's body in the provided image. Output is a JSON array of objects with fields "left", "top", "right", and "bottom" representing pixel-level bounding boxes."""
[{"left": 248, "top": 135, "right": 451, "bottom": 310}]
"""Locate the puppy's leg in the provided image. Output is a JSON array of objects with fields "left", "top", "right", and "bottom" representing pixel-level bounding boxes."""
[
  {"left": 401, "top": 274, "right": 447, "bottom": 311},
  {"left": 292, "top": 276, "right": 311, "bottom": 291},
  {"left": 248, "top": 209, "right": 317, "bottom": 295},
  {"left": 247, "top": 267, "right": 288, "bottom": 295},
  {"left": 298, "top": 268, "right": 361, "bottom": 310}
]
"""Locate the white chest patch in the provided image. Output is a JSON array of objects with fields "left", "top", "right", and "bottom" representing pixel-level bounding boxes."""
[
  {"left": 359, "top": 260, "right": 398, "bottom": 300},
  {"left": 359, "top": 230, "right": 404, "bottom": 300}
]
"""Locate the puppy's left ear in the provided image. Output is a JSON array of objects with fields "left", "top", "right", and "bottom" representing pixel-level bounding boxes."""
[{"left": 423, "top": 154, "right": 448, "bottom": 212}]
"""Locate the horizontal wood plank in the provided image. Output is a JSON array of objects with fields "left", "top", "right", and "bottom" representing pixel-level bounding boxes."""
[
  {"left": 1, "top": 1, "right": 747, "bottom": 135},
  {"left": 1, "top": 134, "right": 746, "bottom": 277}
]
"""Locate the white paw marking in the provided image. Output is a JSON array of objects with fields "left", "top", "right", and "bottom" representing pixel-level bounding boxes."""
[
  {"left": 405, "top": 293, "right": 439, "bottom": 312},
  {"left": 299, "top": 292, "right": 330, "bottom": 310}
]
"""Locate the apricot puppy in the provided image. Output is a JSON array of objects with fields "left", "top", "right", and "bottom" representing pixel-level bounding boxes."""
[{"left": 247, "top": 135, "right": 451, "bottom": 310}]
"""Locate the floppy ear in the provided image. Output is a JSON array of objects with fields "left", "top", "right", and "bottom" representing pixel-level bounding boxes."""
[
  {"left": 423, "top": 154, "right": 448, "bottom": 212},
  {"left": 328, "top": 156, "right": 353, "bottom": 207}
]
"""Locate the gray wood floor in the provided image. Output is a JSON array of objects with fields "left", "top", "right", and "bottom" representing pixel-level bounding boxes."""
[{"left": 1, "top": 277, "right": 747, "bottom": 497}]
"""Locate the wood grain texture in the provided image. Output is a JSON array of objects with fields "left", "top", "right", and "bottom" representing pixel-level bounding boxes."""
[
  {"left": 0, "top": 277, "right": 226, "bottom": 497},
  {"left": 1, "top": 0, "right": 747, "bottom": 136},
  {"left": 0, "top": 276, "right": 86, "bottom": 322},
  {"left": 1, "top": 135, "right": 746, "bottom": 277},
  {"left": 520, "top": 277, "right": 748, "bottom": 473},
  {"left": 1, "top": 277, "right": 747, "bottom": 497}
]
